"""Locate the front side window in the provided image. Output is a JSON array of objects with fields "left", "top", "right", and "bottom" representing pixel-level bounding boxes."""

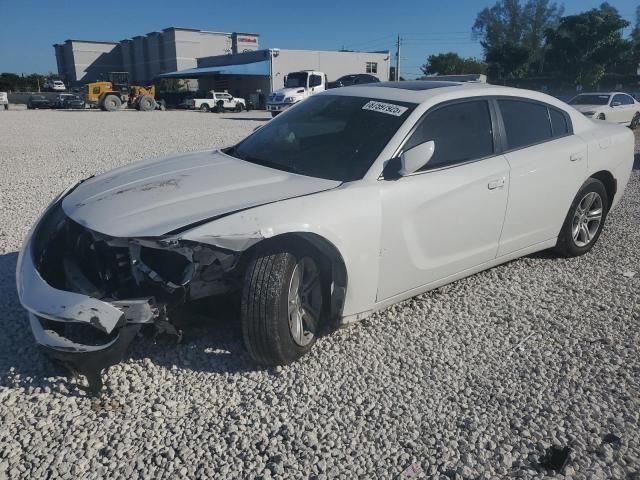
[
  {"left": 403, "top": 100, "right": 494, "bottom": 170},
  {"left": 227, "top": 95, "right": 416, "bottom": 182},
  {"left": 285, "top": 72, "right": 308, "bottom": 88},
  {"left": 498, "top": 99, "right": 551, "bottom": 150},
  {"left": 310, "top": 75, "right": 322, "bottom": 87},
  {"left": 366, "top": 62, "right": 378, "bottom": 74}
]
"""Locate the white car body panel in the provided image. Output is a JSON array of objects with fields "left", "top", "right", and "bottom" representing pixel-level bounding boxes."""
[
  {"left": 497, "top": 135, "right": 588, "bottom": 256},
  {"left": 61, "top": 150, "right": 340, "bottom": 237},
  {"left": 377, "top": 155, "right": 510, "bottom": 300}
]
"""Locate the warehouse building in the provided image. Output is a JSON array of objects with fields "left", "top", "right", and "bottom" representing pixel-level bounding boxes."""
[
  {"left": 159, "top": 48, "right": 391, "bottom": 106},
  {"left": 54, "top": 28, "right": 260, "bottom": 85}
]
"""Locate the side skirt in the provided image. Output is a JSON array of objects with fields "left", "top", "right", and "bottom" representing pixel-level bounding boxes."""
[{"left": 339, "top": 237, "right": 558, "bottom": 326}]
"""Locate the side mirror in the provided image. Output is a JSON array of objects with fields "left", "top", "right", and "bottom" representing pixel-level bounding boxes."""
[
  {"left": 399, "top": 141, "right": 435, "bottom": 176},
  {"left": 611, "top": 101, "right": 621, "bottom": 107}
]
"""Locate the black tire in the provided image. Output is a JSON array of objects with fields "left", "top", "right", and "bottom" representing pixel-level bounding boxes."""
[
  {"left": 138, "top": 95, "right": 155, "bottom": 112},
  {"left": 555, "top": 178, "right": 609, "bottom": 257},
  {"left": 271, "top": 111, "right": 279, "bottom": 118},
  {"left": 200, "top": 103, "right": 210, "bottom": 112},
  {"left": 597, "top": 113, "right": 606, "bottom": 120},
  {"left": 630, "top": 112, "right": 640, "bottom": 129},
  {"left": 241, "top": 245, "right": 325, "bottom": 365},
  {"left": 102, "top": 95, "right": 121, "bottom": 112}
]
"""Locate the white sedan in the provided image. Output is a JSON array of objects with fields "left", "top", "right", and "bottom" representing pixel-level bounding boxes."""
[
  {"left": 17, "top": 81, "right": 634, "bottom": 392},
  {"left": 569, "top": 92, "right": 640, "bottom": 127}
]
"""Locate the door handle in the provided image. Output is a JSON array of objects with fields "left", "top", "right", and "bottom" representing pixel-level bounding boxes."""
[
  {"left": 488, "top": 178, "right": 505, "bottom": 190},
  {"left": 570, "top": 153, "right": 583, "bottom": 162}
]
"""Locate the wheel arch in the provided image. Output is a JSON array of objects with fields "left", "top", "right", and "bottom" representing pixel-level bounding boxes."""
[{"left": 590, "top": 170, "right": 617, "bottom": 207}]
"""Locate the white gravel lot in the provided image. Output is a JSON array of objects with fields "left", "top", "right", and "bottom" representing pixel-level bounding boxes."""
[{"left": 0, "top": 109, "right": 639, "bottom": 479}]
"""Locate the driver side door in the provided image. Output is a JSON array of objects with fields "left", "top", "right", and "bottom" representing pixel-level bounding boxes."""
[{"left": 377, "top": 99, "right": 510, "bottom": 301}]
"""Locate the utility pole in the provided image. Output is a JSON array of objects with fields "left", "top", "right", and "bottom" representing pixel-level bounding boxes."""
[{"left": 395, "top": 34, "right": 401, "bottom": 81}]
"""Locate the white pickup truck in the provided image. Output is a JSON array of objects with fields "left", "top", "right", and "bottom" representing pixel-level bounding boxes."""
[
  {"left": 267, "top": 70, "right": 327, "bottom": 117},
  {"left": 187, "top": 91, "right": 247, "bottom": 112}
]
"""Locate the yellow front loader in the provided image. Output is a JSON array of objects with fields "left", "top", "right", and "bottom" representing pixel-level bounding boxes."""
[{"left": 85, "top": 73, "right": 164, "bottom": 112}]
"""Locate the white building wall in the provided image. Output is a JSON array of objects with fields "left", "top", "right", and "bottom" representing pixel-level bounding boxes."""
[{"left": 271, "top": 49, "right": 390, "bottom": 90}]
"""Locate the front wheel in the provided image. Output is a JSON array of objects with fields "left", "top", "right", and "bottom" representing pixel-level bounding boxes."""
[
  {"left": 630, "top": 112, "right": 640, "bottom": 129},
  {"left": 555, "top": 178, "right": 608, "bottom": 257},
  {"left": 597, "top": 113, "right": 606, "bottom": 120},
  {"left": 241, "top": 247, "right": 325, "bottom": 365}
]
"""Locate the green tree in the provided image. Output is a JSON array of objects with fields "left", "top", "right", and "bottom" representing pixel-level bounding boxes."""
[
  {"left": 421, "top": 52, "right": 487, "bottom": 75},
  {"left": 545, "top": 3, "right": 631, "bottom": 86},
  {"left": 473, "top": 0, "right": 563, "bottom": 80}
]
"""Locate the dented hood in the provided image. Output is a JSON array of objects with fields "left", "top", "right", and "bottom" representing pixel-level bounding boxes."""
[{"left": 62, "top": 150, "right": 341, "bottom": 237}]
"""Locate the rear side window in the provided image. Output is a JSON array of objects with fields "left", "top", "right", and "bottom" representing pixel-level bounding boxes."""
[
  {"left": 404, "top": 100, "right": 494, "bottom": 170},
  {"left": 550, "top": 108, "right": 569, "bottom": 137},
  {"left": 498, "top": 100, "right": 551, "bottom": 150}
]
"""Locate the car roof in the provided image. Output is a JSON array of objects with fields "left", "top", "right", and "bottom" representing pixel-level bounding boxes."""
[
  {"left": 575, "top": 92, "right": 629, "bottom": 96},
  {"left": 322, "top": 81, "right": 584, "bottom": 114}
]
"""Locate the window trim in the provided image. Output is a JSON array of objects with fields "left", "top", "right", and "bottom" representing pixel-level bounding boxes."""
[
  {"left": 492, "top": 96, "right": 574, "bottom": 154},
  {"left": 381, "top": 96, "right": 501, "bottom": 179},
  {"left": 366, "top": 62, "right": 378, "bottom": 74}
]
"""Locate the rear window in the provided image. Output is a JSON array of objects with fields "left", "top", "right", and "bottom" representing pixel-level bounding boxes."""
[
  {"left": 498, "top": 100, "right": 552, "bottom": 150},
  {"left": 550, "top": 108, "right": 569, "bottom": 137}
]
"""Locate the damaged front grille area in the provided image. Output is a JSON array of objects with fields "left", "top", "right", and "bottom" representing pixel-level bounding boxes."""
[{"left": 30, "top": 203, "right": 243, "bottom": 306}]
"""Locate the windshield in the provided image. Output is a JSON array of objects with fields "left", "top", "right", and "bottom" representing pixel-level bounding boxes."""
[
  {"left": 285, "top": 72, "right": 308, "bottom": 88},
  {"left": 570, "top": 94, "right": 610, "bottom": 106},
  {"left": 226, "top": 95, "right": 416, "bottom": 182}
]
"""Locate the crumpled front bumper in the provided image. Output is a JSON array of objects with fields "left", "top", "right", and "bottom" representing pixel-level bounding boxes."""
[{"left": 16, "top": 189, "right": 163, "bottom": 392}]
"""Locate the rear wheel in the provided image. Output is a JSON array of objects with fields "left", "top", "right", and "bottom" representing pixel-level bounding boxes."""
[
  {"left": 200, "top": 103, "right": 210, "bottom": 112},
  {"left": 241, "top": 246, "right": 325, "bottom": 365},
  {"left": 102, "top": 94, "right": 121, "bottom": 112},
  {"left": 235, "top": 103, "right": 244, "bottom": 112},
  {"left": 138, "top": 95, "right": 155, "bottom": 112},
  {"left": 555, "top": 178, "right": 608, "bottom": 257}
]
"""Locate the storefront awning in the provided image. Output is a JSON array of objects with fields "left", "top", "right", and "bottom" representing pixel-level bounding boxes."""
[{"left": 158, "top": 60, "right": 270, "bottom": 78}]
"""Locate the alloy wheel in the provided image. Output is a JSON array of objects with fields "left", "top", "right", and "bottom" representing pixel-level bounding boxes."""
[
  {"left": 287, "top": 257, "right": 322, "bottom": 347},
  {"left": 572, "top": 191, "right": 603, "bottom": 247}
]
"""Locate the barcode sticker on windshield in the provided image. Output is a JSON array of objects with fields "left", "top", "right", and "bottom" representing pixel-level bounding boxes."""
[{"left": 362, "top": 101, "right": 408, "bottom": 116}]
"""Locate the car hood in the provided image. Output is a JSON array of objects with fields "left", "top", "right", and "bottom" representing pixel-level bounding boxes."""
[
  {"left": 572, "top": 104, "right": 605, "bottom": 113},
  {"left": 62, "top": 150, "right": 341, "bottom": 237}
]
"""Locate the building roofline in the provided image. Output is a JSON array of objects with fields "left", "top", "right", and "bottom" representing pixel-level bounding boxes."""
[
  {"left": 233, "top": 32, "right": 261, "bottom": 37},
  {"left": 62, "top": 39, "right": 119, "bottom": 45}
]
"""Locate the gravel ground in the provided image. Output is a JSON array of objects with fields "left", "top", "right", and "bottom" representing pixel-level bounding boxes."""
[{"left": 0, "top": 109, "right": 638, "bottom": 479}]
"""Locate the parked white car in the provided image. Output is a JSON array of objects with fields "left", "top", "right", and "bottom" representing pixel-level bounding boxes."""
[
  {"left": 0, "top": 91, "right": 8, "bottom": 110},
  {"left": 17, "top": 81, "right": 634, "bottom": 392},
  {"left": 267, "top": 70, "right": 327, "bottom": 117},
  {"left": 44, "top": 79, "right": 66, "bottom": 92},
  {"left": 569, "top": 92, "right": 640, "bottom": 127},
  {"left": 186, "top": 91, "right": 246, "bottom": 112}
]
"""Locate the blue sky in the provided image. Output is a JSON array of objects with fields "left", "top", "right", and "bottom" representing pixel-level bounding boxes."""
[{"left": 0, "top": 0, "right": 637, "bottom": 78}]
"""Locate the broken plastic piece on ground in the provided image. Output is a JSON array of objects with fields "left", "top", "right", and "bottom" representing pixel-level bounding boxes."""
[
  {"left": 603, "top": 433, "right": 622, "bottom": 448},
  {"left": 398, "top": 462, "right": 422, "bottom": 479},
  {"left": 539, "top": 445, "right": 571, "bottom": 473}
]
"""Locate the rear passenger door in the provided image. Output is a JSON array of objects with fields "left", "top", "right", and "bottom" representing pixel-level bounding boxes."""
[
  {"left": 496, "top": 98, "right": 587, "bottom": 257},
  {"left": 378, "top": 99, "right": 510, "bottom": 300}
]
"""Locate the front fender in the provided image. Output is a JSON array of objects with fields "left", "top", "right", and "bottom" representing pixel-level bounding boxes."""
[{"left": 179, "top": 184, "right": 382, "bottom": 319}]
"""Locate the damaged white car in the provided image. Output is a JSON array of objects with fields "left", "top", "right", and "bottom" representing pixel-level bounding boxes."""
[{"left": 17, "top": 81, "right": 634, "bottom": 393}]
